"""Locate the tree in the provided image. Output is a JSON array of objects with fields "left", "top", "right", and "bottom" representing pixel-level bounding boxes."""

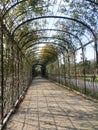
[
  {"left": 60, "top": 0, "right": 98, "bottom": 35},
  {"left": 76, "top": 60, "right": 91, "bottom": 74}
]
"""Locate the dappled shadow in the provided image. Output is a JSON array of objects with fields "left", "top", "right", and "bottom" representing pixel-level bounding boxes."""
[{"left": 4, "top": 78, "right": 98, "bottom": 130}]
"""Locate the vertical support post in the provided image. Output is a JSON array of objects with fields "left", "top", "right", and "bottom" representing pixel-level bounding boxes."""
[
  {"left": 0, "top": 18, "right": 4, "bottom": 125},
  {"left": 57, "top": 58, "right": 60, "bottom": 84},
  {"left": 82, "top": 47, "right": 86, "bottom": 94},
  {"left": 17, "top": 49, "right": 20, "bottom": 99},
  {"left": 68, "top": 55, "right": 71, "bottom": 87},
  {"left": 63, "top": 53, "right": 66, "bottom": 85},
  {"left": 73, "top": 51, "right": 77, "bottom": 88},
  {"left": 11, "top": 39, "right": 14, "bottom": 107},
  {"left": 94, "top": 38, "right": 98, "bottom": 75}
]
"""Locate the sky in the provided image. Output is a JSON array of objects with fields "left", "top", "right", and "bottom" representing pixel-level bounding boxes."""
[
  {"left": 76, "top": 44, "right": 95, "bottom": 63},
  {"left": 37, "top": 0, "right": 96, "bottom": 62}
]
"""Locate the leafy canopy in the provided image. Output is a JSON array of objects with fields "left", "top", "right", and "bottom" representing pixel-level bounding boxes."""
[{"left": 39, "top": 44, "right": 58, "bottom": 65}]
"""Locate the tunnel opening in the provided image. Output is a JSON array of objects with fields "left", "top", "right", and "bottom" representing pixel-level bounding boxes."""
[{"left": 32, "top": 64, "right": 46, "bottom": 78}]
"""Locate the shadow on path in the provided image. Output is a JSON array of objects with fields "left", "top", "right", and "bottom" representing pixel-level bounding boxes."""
[{"left": 4, "top": 77, "right": 98, "bottom": 130}]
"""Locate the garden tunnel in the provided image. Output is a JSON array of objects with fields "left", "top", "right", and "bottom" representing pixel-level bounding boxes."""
[
  {"left": 0, "top": 0, "right": 98, "bottom": 129},
  {"left": 32, "top": 64, "right": 46, "bottom": 77}
]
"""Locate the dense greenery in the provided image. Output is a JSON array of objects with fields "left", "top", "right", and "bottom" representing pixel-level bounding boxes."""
[{"left": 39, "top": 44, "right": 58, "bottom": 65}]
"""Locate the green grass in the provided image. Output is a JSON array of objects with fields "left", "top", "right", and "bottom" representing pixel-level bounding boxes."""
[
  {"left": 95, "top": 77, "right": 98, "bottom": 82},
  {"left": 79, "top": 76, "right": 98, "bottom": 82},
  {"left": 69, "top": 83, "right": 98, "bottom": 100},
  {"left": 85, "top": 77, "right": 91, "bottom": 81}
]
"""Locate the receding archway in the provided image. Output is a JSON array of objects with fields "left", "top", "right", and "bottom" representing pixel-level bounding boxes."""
[{"left": 32, "top": 64, "right": 46, "bottom": 77}]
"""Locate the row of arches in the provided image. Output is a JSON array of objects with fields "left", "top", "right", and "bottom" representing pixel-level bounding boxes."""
[
  {"left": 32, "top": 64, "right": 46, "bottom": 77},
  {"left": 0, "top": 0, "right": 98, "bottom": 128}
]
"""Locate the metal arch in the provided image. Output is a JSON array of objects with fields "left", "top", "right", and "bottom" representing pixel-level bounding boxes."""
[
  {"left": 21, "top": 36, "right": 74, "bottom": 52},
  {"left": 16, "top": 27, "right": 96, "bottom": 65},
  {"left": 30, "top": 47, "right": 68, "bottom": 60},
  {"left": 4, "top": 7, "right": 49, "bottom": 31},
  {"left": 11, "top": 10, "right": 27, "bottom": 24},
  {"left": 25, "top": 41, "right": 69, "bottom": 54},
  {"left": 20, "top": 29, "right": 86, "bottom": 54},
  {"left": 2, "top": 2, "right": 98, "bottom": 63},
  {"left": 18, "top": 29, "right": 90, "bottom": 44},
  {"left": 3, "top": 2, "right": 97, "bottom": 52},
  {"left": 22, "top": 40, "right": 75, "bottom": 58},
  {"left": 2, "top": 0, "right": 96, "bottom": 44},
  {"left": 21, "top": 38, "right": 78, "bottom": 52},
  {"left": 24, "top": 42, "right": 72, "bottom": 54},
  {"left": 25, "top": 42, "right": 69, "bottom": 52},
  {"left": 18, "top": 29, "right": 83, "bottom": 47},
  {"left": 24, "top": 44, "right": 70, "bottom": 64},
  {"left": 32, "top": 64, "right": 46, "bottom": 77},
  {"left": 18, "top": 28, "right": 90, "bottom": 55},
  {"left": 2, "top": 0, "right": 27, "bottom": 18},
  {"left": 32, "top": 64, "right": 46, "bottom": 70},
  {"left": 12, "top": 16, "right": 97, "bottom": 41},
  {"left": 2, "top": 0, "right": 49, "bottom": 18},
  {"left": 25, "top": 42, "right": 69, "bottom": 57},
  {"left": 27, "top": 50, "right": 57, "bottom": 56},
  {"left": 21, "top": 36, "right": 71, "bottom": 47},
  {"left": 19, "top": 29, "right": 79, "bottom": 42},
  {"left": 86, "top": 0, "right": 98, "bottom": 5},
  {"left": 12, "top": 16, "right": 98, "bottom": 62},
  {"left": 26, "top": 50, "right": 58, "bottom": 60}
]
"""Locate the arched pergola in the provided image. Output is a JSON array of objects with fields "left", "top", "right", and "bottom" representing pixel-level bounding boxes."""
[{"left": 0, "top": 0, "right": 98, "bottom": 128}]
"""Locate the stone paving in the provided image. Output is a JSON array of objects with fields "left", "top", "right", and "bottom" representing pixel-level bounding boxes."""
[{"left": 4, "top": 77, "right": 98, "bottom": 130}]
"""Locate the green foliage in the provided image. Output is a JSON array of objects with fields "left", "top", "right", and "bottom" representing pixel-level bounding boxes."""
[
  {"left": 39, "top": 44, "right": 58, "bottom": 65},
  {"left": 76, "top": 59, "right": 98, "bottom": 75},
  {"left": 76, "top": 60, "right": 91, "bottom": 74},
  {"left": 60, "top": 0, "right": 98, "bottom": 32}
]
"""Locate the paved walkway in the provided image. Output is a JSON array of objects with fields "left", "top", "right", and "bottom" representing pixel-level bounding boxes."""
[{"left": 5, "top": 77, "right": 98, "bottom": 130}]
